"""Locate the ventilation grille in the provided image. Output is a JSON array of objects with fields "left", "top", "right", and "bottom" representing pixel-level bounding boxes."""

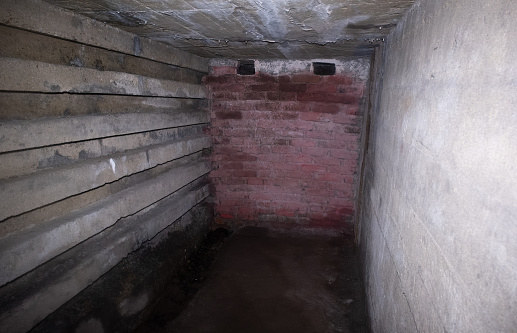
[
  {"left": 238, "top": 60, "right": 255, "bottom": 75},
  {"left": 313, "top": 62, "right": 336, "bottom": 76}
]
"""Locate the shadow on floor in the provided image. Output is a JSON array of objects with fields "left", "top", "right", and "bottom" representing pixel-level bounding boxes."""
[{"left": 136, "top": 226, "right": 366, "bottom": 333}]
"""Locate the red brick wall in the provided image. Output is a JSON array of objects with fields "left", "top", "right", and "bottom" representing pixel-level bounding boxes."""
[{"left": 204, "top": 61, "right": 368, "bottom": 229}]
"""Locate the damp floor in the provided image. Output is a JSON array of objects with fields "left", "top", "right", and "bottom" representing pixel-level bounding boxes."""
[{"left": 137, "top": 226, "right": 366, "bottom": 333}]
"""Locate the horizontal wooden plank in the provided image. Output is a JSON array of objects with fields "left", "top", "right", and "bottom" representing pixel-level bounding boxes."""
[
  {"left": 0, "top": 181, "right": 209, "bottom": 333},
  {"left": 0, "top": 92, "right": 207, "bottom": 121},
  {"left": 0, "top": 160, "right": 210, "bottom": 286},
  {"left": 0, "top": 136, "right": 211, "bottom": 221},
  {"left": 0, "top": 0, "right": 209, "bottom": 72},
  {"left": 0, "top": 58, "right": 206, "bottom": 98},
  {"left": 0, "top": 125, "right": 206, "bottom": 179},
  {"left": 0, "top": 25, "right": 204, "bottom": 85},
  {"left": 0, "top": 111, "right": 209, "bottom": 153}
]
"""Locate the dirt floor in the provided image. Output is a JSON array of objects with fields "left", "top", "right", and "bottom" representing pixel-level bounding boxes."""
[{"left": 136, "top": 226, "right": 366, "bottom": 333}]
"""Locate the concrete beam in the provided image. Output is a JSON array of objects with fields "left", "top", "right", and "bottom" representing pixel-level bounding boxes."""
[
  {"left": 0, "top": 0, "right": 209, "bottom": 72},
  {"left": 0, "top": 136, "right": 210, "bottom": 222},
  {"left": 0, "top": 111, "right": 209, "bottom": 153},
  {"left": 0, "top": 160, "right": 210, "bottom": 286},
  {"left": 0, "top": 125, "right": 206, "bottom": 179},
  {"left": 0, "top": 58, "right": 206, "bottom": 98},
  {"left": 0, "top": 25, "right": 204, "bottom": 85},
  {"left": 0, "top": 92, "right": 207, "bottom": 121},
  {"left": 0, "top": 182, "right": 209, "bottom": 333}
]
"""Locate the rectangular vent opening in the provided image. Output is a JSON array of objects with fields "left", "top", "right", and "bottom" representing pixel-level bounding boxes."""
[
  {"left": 313, "top": 62, "right": 336, "bottom": 75},
  {"left": 238, "top": 60, "right": 255, "bottom": 75}
]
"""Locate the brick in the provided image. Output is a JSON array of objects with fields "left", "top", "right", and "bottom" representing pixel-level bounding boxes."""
[
  {"left": 290, "top": 138, "right": 316, "bottom": 147},
  {"left": 305, "top": 188, "right": 333, "bottom": 197},
  {"left": 292, "top": 74, "right": 321, "bottom": 83},
  {"left": 278, "top": 75, "right": 291, "bottom": 83},
  {"left": 249, "top": 192, "right": 275, "bottom": 201},
  {"left": 333, "top": 112, "right": 359, "bottom": 124},
  {"left": 247, "top": 178, "right": 264, "bottom": 185},
  {"left": 231, "top": 170, "right": 257, "bottom": 177},
  {"left": 203, "top": 75, "right": 234, "bottom": 84},
  {"left": 300, "top": 112, "right": 330, "bottom": 122},
  {"left": 222, "top": 128, "right": 252, "bottom": 137},
  {"left": 255, "top": 74, "right": 277, "bottom": 83},
  {"left": 215, "top": 111, "right": 243, "bottom": 120},
  {"left": 330, "top": 149, "right": 359, "bottom": 160},
  {"left": 240, "top": 145, "right": 270, "bottom": 154},
  {"left": 279, "top": 83, "right": 307, "bottom": 92},
  {"left": 311, "top": 102, "right": 341, "bottom": 114},
  {"left": 325, "top": 75, "right": 354, "bottom": 85},
  {"left": 313, "top": 173, "right": 343, "bottom": 182},
  {"left": 296, "top": 92, "right": 327, "bottom": 102},
  {"left": 271, "top": 162, "right": 301, "bottom": 171},
  {"left": 284, "top": 170, "right": 311, "bottom": 179},
  {"left": 301, "top": 146, "right": 327, "bottom": 157},
  {"left": 276, "top": 209, "right": 296, "bottom": 217},
  {"left": 211, "top": 66, "right": 237, "bottom": 75},
  {"left": 243, "top": 91, "right": 267, "bottom": 100},
  {"left": 271, "top": 146, "right": 299, "bottom": 154},
  {"left": 268, "top": 178, "right": 300, "bottom": 187},
  {"left": 267, "top": 91, "right": 298, "bottom": 101},
  {"left": 306, "top": 83, "right": 338, "bottom": 93},
  {"left": 251, "top": 83, "right": 278, "bottom": 91},
  {"left": 272, "top": 112, "right": 299, "bottom": 120},
  {"left": 306, "top": 130, "right": 334, "bottom": 140},
  {"left": 211, "top": 91, "right": 240, "bottom": 100},
  {"left": 301, "top": 164, "right": 327, "bottom": 173},
  {"left": 325, "top": 93, "right": 359, "bottom": 104},
  {"left": 209, "top": 83, "right": 246, "bottom": 92},
  {"left": 318, "top": 157, "right": 341, "bottom": 166},
  {"left": 218, "top": 162, "right": 244, "bottom": 170},
  {"left": 225, "top": 154, "right": 258, "bottom": 162}
]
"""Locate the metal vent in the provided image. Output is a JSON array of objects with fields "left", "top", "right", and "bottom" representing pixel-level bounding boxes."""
[
  {"left": 313, "top": 62, "right": 336, "bottom": 75},
  {"left": 238, "top": 60, "right": 255, "bottom": 75}
]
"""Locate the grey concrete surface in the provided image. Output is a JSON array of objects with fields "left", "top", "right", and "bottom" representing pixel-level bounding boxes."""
[
  {"left": 360, "top": 0, "right": 517, "bottom": 331},
  {"left": 0, "top": 93, "right": 206, "bottom": 121},
  {"left": 0, "top": 0, "right": 209, "bottom": 72},
  {"left": 0, "top": 58, "right": 206, "bottom": 98},
  {"left": 0, "top": 182, "right": 210, "bottom": 333},
  {"left": 0, "top": 25, "right": 205, "bottom": 84},
  {"left": 39, "top": 0, "right": 416, "bottom": 59},
  {"left": 165, "top": 227, "right": 366, "bottom": 333},
  {"left": 0, "top": 111, "right": 208, "bottom": 153},
  {"left": 0, "top": 158, "right": 210, "bottom": 286},
  {"left": 0, "top": 136, "right": 210, "bottom": 221},
  {"left": 0, "top": 3, "right": 212, "bottom": 332}
]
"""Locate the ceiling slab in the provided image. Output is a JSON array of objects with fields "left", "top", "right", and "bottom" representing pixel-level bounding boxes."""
[{"left": 43, "top": 0, "right": 416, "bottom": 59}]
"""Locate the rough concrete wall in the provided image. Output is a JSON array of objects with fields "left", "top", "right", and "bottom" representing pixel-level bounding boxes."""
[
  {"left": 0, "top": 1, "right": 211, "bottom": 332},
  {"left": 205, "top": 59, "right": 369, "bottom": 229},
  {"left": 360, "top": 0, "right": 517, "bottom": 331}
]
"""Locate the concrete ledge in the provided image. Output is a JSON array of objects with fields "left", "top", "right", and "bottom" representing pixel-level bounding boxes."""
[
  {"left": 0, "top": 160, "right": 210, "bottom": 286},
  {"left": 0, "top": 92, "right": 206, "bottom": 121},
  {"left": 0, "top": 181, "right": 210, "bottom": 333},
  {"left": 0, "top": 0, "right": 209, "bottom": 72},
  {"left": 0, "top": 136, "right": 211, "bottom": 222},
  {"left": 0, "top": 111, "right": 209, "bottom": 153},
  {"left": 0, "top": 58, "right": 206, "bottom": 98},
  {"left": 0, "top": 125, "right": 206, "bottom": 179}
]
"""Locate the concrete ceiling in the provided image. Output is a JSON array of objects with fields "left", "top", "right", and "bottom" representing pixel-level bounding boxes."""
[{"left": 43, "top": 0, "right": 416, "bottom": 59}]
